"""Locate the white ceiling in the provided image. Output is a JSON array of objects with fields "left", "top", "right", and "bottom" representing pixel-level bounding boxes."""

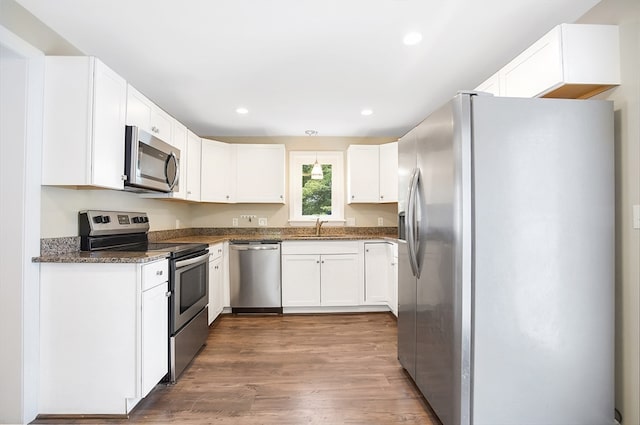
[{"left": 17, "top": 0, "right": 601, "bottom": 137}]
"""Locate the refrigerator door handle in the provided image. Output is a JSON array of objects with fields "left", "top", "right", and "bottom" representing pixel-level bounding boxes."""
[{"left": 406, "top": 168, "right": 421, "bottom": 278}]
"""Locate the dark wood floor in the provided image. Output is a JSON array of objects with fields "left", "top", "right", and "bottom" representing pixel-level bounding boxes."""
[{"left": 33, "top": 313, "right": 440, "bottom": 425}]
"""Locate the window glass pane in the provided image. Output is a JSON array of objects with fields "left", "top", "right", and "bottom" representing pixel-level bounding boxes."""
[{"left": 302, "top": 164, "right": 332, "bottom": 216}]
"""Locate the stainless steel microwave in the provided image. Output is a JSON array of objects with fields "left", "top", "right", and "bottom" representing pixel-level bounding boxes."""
[{"left": 124, "top": 126, "right": 180, "bottom": 193}]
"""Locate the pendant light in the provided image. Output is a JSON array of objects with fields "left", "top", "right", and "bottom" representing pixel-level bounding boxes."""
[{"left": 306, "top": 130, "right": 323, "bottom": 180}]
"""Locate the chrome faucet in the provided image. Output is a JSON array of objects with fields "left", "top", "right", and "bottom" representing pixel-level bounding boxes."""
[{"left": 315, "top": 218, "right": 328, "bottom": 236}]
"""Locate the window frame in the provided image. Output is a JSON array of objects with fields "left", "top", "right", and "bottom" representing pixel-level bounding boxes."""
[{"left": 288, "top": 151, "right": 344, "bottom": 225}]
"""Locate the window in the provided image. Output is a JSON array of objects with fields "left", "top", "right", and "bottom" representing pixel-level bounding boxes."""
[{"left": 289, "top": 151, "right": 344, "bottom": 224}]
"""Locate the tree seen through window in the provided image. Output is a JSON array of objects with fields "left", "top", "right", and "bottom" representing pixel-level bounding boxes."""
[{"left": 302, "top": 164, "right": 332, "bottom": 216}]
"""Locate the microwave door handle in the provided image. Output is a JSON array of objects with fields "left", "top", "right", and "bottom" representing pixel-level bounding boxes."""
[{"left": 166, "top": 152, "right": 179, "bottom": 190}]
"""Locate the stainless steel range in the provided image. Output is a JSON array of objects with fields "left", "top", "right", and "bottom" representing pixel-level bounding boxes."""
[{"left": 79, "top": 210, "right": 209, "bottom": 382}]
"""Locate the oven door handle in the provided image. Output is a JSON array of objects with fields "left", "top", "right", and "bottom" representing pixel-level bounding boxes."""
[{"left": 175, "top": 253, "right": 209, "bottom": 268}]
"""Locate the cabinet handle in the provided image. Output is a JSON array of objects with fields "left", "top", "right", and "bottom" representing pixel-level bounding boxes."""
[
  {"left": 165, "top": 291, "right": 172, "bottom": 298},
  {"left": 226, "top": 195, "right": 230, "bottom": 199},
  {"left": 187, "top": 191, "right": 192, "bottom": 195},
  {"left": 316, "top": 260, "right": 320, "bottom": 264},
  {"left": 321, "top": 260, "right": 325, "bottom": 264},
  {"left": 380, "top": 195, "right": 384, "bottom": 200},
  {"left": 351, "top": 195, "right": 355, "bottom": 199},
  {"left": 151, "top": 126, "right": 159, "bottom": 133},
  {"left": 156, "top": 270, "right": 163, "bottom": 276},
  {"left": 121, "top": 174, "right": 127, "bottom": 181},
  {"left": 280, "top": 195, "right": 283, "bottom": 199}
]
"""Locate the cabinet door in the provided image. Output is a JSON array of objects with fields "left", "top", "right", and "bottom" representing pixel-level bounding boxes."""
[
  {"left": 208, "top": 255, "right": 224, "bottom": 324},
  {"left": 201, "top": 139, "right": 236, "bottom": 202},
  {"left": 282, "top": 255, "right": 321, "bottom": 306},
  {"left": 171, "top": 121, "right": 188, "bottom": 199},
  {"left": 186, "top": 131, "right": 202, "bottom": 201},
  {"left": 320, "top": 254, "right": 359, "bottom": 306},
  {"left": 379, "top": 141, "right": 398, "bottom": 203},
  {"left": 42, "top": 57, "right": 126, "bottom": 189},
  {"left": 235, "top": 144, "right": 285, "bottom": 203},
  {"left": 389, "top": 244, "right": 398, "bottom": 316},
  {"left": 364, "top": 243, "right": 390, "bottom": 305},
  {"left": 502, "top": 26, "right": 563, "bottom": 98},
  {"left": 475, "top": 72, "right": 502, "bottom": 96},
  {"left": 125, "top": 85, "right": 153, "bottom": 133},
  {"left": 141, "top": 281, "right": 168, "bottom": 397},
  {"left": 91, "top": 60, "right": 128, "bottom": 190},
  {"left": 150, "top": 107, "right": 172, "bottom": 143},
  {"left": 347, "top": 145, "right": 380, "bottom": 203}
]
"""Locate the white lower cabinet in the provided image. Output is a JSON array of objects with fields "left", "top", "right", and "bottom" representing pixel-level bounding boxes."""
[
  {"left": 208, "top": 242, "right": 226, "bottom": 324},
  {"left": 281, "top": 241, "right": 367, "bottom": 311},
  {"left": 39, "top": 259, "right": 169, "bottom": 415},
  {"left": 320, "top": 254, "right": 359, "bottom": 306},
  {"left": 363, "top": 243, "right": 391, "bottom": 305},
  {"left": 282, "top": 253, "right": 359, "bottom": 307},
  {"left": 141, "top": 279, "right": 169, "bottom": 396},
  {"left": 281, "top": 254, "right": 321, "bottom": 306}
]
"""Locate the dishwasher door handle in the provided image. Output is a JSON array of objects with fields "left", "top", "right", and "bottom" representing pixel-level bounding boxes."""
[{"left": 231, "top": 245, "right": 279, "bottom": 251}]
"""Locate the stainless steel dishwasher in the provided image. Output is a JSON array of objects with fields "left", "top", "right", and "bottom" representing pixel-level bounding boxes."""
[{"left": 229, "top": 240, "right": 282, "bottom": 313}]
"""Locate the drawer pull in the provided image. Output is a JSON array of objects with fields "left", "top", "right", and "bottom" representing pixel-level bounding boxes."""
[{"left": 156, "top": 270, "right": 163, "bottom": 276}]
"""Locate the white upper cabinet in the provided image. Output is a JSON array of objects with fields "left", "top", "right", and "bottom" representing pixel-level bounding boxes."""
[
  {"left": 125, "top": 85, "right": 173, "bottom": 144},
  {"left": 170, "top": 121, "right": 188, "bottom": 200},
  {"left": 476, "top": 24, "right": 620, "bottom": 99},
  {"left": 185, "top": 131, "right": 202, "bottom": 201},
  {"left": 201, "top": 139, "right": 236, "bottom": 203},
  {"left": 379, "top": 141, "right": 398, "bottom": 203},
  {"left": 42, "top": 56, "right": 128, "bottom": 190},
  {"left": 347, "top": 145, "right": 379, "bottom": 203},
  {"left": 347, "top": 142, "right": 398, "bottom": 203},
  {"left": 235, "top": 144, "right": 285, "bottom": 203}
]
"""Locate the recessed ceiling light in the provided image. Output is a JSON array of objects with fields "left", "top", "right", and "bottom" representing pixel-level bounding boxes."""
[
  {"left": 403, "top": 31, "right": 423, "bottom": 46},
  {"left": 361, "top": 109, "right": 373, "bottom": 116},
  {"left": 236, "top": 107, "right": 249, "bottom": 114}
]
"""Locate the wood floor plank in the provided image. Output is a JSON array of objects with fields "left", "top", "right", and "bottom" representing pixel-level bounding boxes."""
[{"left": 33, "top": 313, "right": 440, "bottom": 425}]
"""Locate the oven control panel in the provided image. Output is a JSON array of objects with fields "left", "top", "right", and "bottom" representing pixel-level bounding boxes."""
[{"left": 79, "top": 210, "right": 150, "bottom": 236}]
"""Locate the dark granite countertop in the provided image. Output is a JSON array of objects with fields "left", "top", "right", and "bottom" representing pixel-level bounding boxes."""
[
  {"left": 35, "top": 226, "right": 398, "bottom": 263},
  {"left": 33, "top": 250, "right": 169, "bottom": 264}
]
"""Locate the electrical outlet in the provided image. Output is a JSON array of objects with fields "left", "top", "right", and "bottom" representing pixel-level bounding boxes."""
[
  {"left": 232, "top": 218, "right": 239, "bottom": 227},
  {"left": 377, "top": 217, "right": 384, "bottom": 226},
  {"left": 175, "top": 219, "right": 180, "bottom": 229},
  {"left": 258, "top": 217, "right": 267, "bottom": 226},
  {"left": 634, "top": 205, "right": 640, "bottom": 229},
  {"left": 346, "top": 217, "right": 356, "bottom": 227}
]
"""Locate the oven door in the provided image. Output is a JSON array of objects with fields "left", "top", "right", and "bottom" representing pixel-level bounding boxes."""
[
  {"left": 171, "top": 250, "right": 209, "bottom": 333},
  {"left": 125, "top": 125, "right": 180, "bottom": 193}
]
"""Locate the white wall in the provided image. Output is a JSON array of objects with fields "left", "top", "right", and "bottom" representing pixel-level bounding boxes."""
[
  {"left": 579, "top": 1, "right": 640, "bottom": 424},
  {"left": 0, "top": 25, "right": 43, "bottom": 425},
  {"left": 41, "top": 187, "right": 194, "bottom": 237}
]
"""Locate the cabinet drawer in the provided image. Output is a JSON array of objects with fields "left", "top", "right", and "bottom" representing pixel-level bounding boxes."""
[
  {"left": 142, "top": 260, "right": 168, "bottom": 290},
  {"left": 209, "top": 243, "right": 224, "bottom": 260}
]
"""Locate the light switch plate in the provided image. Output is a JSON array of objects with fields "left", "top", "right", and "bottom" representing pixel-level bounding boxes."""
[
  {"left": 633, "top": 205, "right": 640, "bottom": 229},
  {"left": 258, "top": 217, "right": 267, "bottom": 226}
]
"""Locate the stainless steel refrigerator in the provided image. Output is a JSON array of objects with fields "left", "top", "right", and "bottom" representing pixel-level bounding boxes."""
[{"left": 397, "top": 92, "right": 614, "bottom": 425}]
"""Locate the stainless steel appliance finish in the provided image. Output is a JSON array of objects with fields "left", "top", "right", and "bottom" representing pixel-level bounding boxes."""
[
  {"left": 170, "top": 249, "right": 209, "bottom": 333},
  {"left": 229, "top": 241, "right": 282, "bottom": 313},
  {"left": 170, "top": 305, "right": 209, "bottom": 382},
  {"left": 79, "top": 210, "right": 209, "bottom": 383},
  {"left": 124, "top": 125, "right": 180, "bottom": 193},
  {"left": 397, "top": 93, "right": 615, "bottom": 425}
]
